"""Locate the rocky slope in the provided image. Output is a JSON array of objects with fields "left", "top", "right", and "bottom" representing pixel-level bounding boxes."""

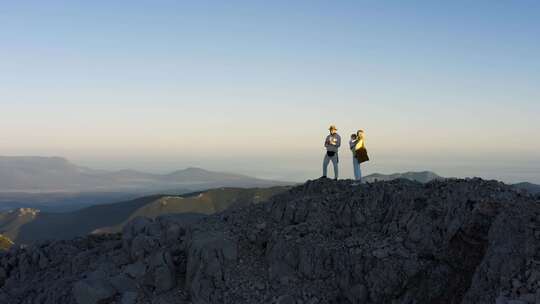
[
  {"left": 514, "top": 182, "right": 540, "bottom": 195},
  {"left": 362, "top": 171, "right": 443, "bottom": 183},
  {"left": 0, "top": 178, "right": 539, "bottom": 304}
]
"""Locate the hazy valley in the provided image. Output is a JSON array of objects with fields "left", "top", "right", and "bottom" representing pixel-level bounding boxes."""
[
  {"left": 1, "top": 158, "right": 539, "bottom": 248},
  {"left": 0, "top": 156, "right": 289, "bottom": 193}
]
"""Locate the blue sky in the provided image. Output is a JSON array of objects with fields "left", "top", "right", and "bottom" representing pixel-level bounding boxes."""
[{"left": 1, "top": 1, "right": 539, "bottom": 182}]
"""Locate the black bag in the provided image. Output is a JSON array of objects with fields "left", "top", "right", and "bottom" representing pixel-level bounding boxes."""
[
  {"left": 355, "top": 147, "right": 369, "bottom": 163},
  {"left": 326, "top": 151, "right": 336, "bottom": 157}
]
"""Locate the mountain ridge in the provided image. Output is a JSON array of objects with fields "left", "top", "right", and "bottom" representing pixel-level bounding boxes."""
[
  {"left": 364, "top": 171, "right": 540, "bottom": 195},
  {"left": 513, "top": 182, "right": 540, "bottom": 194},
  {"left": 0, "top": 156, "right": 290, "bottom": 192},
  {"left": 0, "top": 178, "right": 538, "bottom": 303}
]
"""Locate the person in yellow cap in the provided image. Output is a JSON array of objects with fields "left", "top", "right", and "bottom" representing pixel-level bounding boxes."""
[{"left": 322, "top": 125, "right": 341, "bottom": 180}]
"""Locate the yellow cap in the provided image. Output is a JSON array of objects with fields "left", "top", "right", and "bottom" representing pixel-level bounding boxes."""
[{"left": 329, "top": 125, "right": 337, "bottom": 131}]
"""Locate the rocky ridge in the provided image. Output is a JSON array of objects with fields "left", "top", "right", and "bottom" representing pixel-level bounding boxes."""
[{"left": 0, "top": 178, "right": 539, "bottom": 304}]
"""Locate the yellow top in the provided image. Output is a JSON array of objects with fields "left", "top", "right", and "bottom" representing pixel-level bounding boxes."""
[{"left": 354, "top": 138, "right": 365, "bottom": 151}]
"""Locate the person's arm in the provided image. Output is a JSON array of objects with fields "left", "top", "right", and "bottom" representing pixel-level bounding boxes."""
[
  {"left": 324, "top": 135, "right": 330, "bottom": 147},
  {"left": 355, "top": 138, "right": 364, "bottom": 150},
  {"left": 336, "top": 135, "right": 341, "bottom": 148},
  {"left": 349, "top": 139, "right": 356, "bottom": 150}
]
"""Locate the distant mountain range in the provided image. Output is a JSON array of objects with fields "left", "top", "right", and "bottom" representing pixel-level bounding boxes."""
[
  {"left": 0, "top": 156, "right": 290, "bottom": 192},
  {"left": 0, "top": 186, "right": 289, "bottom": 244}
]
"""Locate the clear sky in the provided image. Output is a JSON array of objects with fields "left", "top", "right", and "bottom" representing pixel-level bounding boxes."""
[{"left": 1, "top": 1, "right": 539, "bottom": 183}]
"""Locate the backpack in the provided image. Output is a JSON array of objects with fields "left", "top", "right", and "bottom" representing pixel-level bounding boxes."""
[{"left": 355, "top": 147, "right": 369, "bottom": 163}]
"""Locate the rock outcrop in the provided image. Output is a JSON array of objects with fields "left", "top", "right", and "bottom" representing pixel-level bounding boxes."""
[{"left": 0, "top": 178, "right": 539, "bottom": 304}]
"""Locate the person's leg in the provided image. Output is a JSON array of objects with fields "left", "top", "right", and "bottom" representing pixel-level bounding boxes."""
[
  {"left": 332, "top": 155, "right": 339, "bottom": 179},
  {"left": 322, "top": 154, "right": 330, "bottom": 177},
  {"left": 358, "top": 161, "right": 362, "bottom": 182},
  {"left": 353, "top": 157, "right": 361, "bottom": 180}
]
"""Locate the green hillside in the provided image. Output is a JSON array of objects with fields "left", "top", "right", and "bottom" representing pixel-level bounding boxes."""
[
  {"left": 97, "top": 186, "right": 284, "bottom": 233},
  {"left": 0, "top": 234, "right": 14, "bottom": 251},
  {"left": 0, "top": 186, "right": 289, "bottom": 244}
]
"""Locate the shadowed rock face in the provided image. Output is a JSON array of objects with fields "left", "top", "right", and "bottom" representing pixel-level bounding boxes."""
[{"left": 0, "top": 178, "right": 539, "bottom": 304}]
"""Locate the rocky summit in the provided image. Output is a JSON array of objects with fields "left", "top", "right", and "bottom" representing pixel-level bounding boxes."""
[{"left": 0, "top": 178, "right": 539, "bottom": 304}]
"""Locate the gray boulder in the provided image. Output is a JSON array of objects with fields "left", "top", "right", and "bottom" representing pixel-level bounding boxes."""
[
  {"left": 186, "top": 232, "right": 238, "bottom": 303},
  {"left": 73, "top": 278, "right": 116, "bottom": 304}
]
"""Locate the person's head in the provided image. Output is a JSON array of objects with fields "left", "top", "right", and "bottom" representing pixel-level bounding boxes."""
[
  {"left": 329, "top": 125, "right": 338, "bottom": 135},
  {"left": 356, "top": 129, "right": 365, "bottom": 140},
  {"left": 350, "top": 133, "right": 357, "bottom": 140}
]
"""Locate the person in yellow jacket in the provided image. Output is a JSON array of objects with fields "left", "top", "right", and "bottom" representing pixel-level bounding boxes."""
[{"left": 350, "top": 130, "right": 366, "bottom": 183}]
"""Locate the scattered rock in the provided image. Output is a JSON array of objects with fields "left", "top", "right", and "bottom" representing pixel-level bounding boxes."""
[
  {"left": 72, "top": 278, "right": 116, "bottom": 304},
  {"left": 276, "top": 294, "right": 296, "bottom": 304},
  {"left": 1, "top": 178, "right": 539, "bottom": 304},
  {"left": 121, "top": 291, "right": 138, "bottom": 304},
  {"left": 507, "top": 300, "right": 528, "bottom": 304},
  {"left": 124, "top": 261, "right": 147, "bottom": 279},
  {"left": 110, "top": 273, "right": 137, "bottom": 293},
  {"left": 518, "top": 293, "right": 535, "bottom": 303}
]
